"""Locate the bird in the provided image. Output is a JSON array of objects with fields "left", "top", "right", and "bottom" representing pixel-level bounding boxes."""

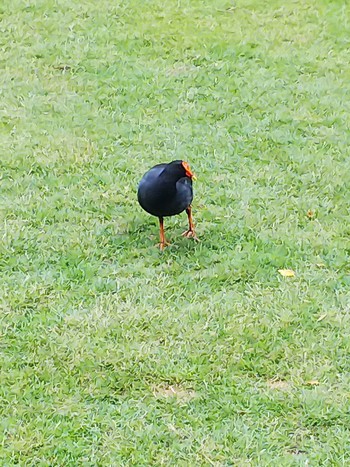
[{"left": 137, "top": 160, "right": 198, "bottom": 250}]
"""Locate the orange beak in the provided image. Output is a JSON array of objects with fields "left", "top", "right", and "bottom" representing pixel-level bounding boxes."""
[{"left": 182, "top": 161, "right": 196, "bottom": 180}]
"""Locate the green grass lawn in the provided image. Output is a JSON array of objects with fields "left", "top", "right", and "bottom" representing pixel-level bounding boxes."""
[{"left": 1, "top": 0, "right": 350, "bottom": 464}]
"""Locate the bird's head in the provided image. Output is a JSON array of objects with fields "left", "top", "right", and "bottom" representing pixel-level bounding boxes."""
[
  {"left": 166, "top": 160, "right": 195, "bottom": 180},
  {"left": 162, "top": 160, "right": 196, "bottom": 182}
]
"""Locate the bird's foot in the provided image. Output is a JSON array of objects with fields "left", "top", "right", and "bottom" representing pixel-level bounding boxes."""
[
  {"left": 181, "top": 229, "right": 199, "bottom": 241},
  {"left": 158, "top": 240, "right": 171, "bottom": 251}
]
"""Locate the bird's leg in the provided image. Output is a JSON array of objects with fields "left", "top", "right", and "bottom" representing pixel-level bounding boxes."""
[
  {"left": 182, "top": 206, "right": 199, "bottom": 241},
  {"left": 158, "top": 217, "right": 170, "bottom": 250}
]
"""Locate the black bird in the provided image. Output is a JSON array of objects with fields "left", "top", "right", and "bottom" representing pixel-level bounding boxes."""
[{"left": 138, "top": 160, "right": 198, "bottom": 250}]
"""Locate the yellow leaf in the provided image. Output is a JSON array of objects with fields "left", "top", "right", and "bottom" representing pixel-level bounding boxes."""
[
  {"left": 278, "top": 269, "right": 295, "bottom": 277},
  {"left": 306, "top": 380, "right": 320, "bottom": 386}
]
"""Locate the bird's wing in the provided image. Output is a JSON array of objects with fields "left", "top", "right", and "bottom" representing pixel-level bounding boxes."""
[{"left": 139, "top": 164, "right": 167, "bottom": 184}]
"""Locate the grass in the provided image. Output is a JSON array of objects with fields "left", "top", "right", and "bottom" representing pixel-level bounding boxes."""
[{"left": 1, "top": 0, "right": 350, "bottom": 464}]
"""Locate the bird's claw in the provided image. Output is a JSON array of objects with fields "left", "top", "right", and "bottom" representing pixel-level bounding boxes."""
[
  {"left": 157, "top": 241, "right": 171, "bottom": 251},
  {"left": 181, "top": 229, "right": 199, "bottom": 241}
]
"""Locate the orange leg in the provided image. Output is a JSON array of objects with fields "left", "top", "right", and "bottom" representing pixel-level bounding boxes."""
[
  {"left": 182, "top": 206, "right": 199, "bottom": 241},
  {"left": 158, "top": 217, "right": 170, "bottom": 250}
]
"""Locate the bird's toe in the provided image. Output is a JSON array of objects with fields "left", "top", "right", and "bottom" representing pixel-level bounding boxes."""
[
  {"left": 157, "top": 240, "right": 171, "bottom": 251},
  {"left": 181, "top": 229, "right": 199, "bottom": 241}
]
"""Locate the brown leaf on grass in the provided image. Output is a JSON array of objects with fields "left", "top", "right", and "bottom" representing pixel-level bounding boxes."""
[
  {"left": 288, "top": 448, "right": 307, "bottom": 455},
  {"left": 53, "top": 64, "right": 72, "bottom": 71},
  {"left": 153, "top": 385, "right": 196, "bottom": 402},
  {"left": 278, "top": 269, "right": 295, "bottom": 277}
]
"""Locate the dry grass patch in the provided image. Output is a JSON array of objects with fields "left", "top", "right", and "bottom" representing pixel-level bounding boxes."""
[{"left": 152, "top": 384, "right": 197, "bottom": 402}]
